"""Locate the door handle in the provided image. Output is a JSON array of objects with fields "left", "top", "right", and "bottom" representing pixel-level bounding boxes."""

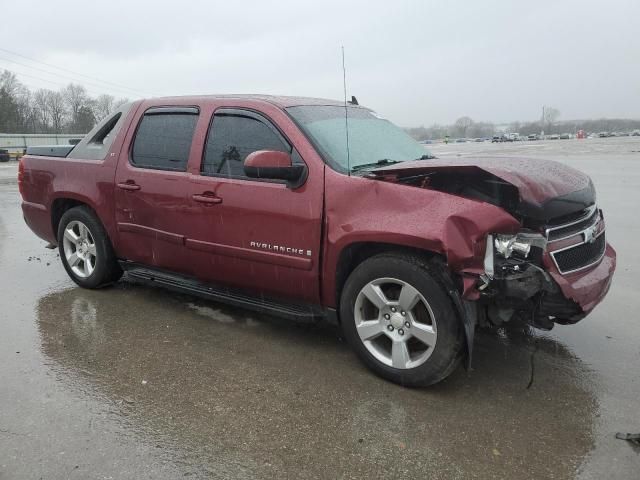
[
  {"left": 117, "top": 181, "right": 141, "bottom": 191},
  {"left": 192, "top": 193, "right": 222, "bottom": 204}
]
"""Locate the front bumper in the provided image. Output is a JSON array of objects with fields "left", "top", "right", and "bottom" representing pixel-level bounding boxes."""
[{"left": 547, "top": 242, "right": 616, "bottom": 316}]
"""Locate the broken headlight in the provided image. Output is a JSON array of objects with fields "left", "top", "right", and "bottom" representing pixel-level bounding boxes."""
[
  {"left": 481, "top": 232, "right": 548, "bottom": 288},
  {"left": 493, "top": 233, "right": 547, "bottom": 259},
  {"left": 495, "top": 235, "right": 530, "bottom": 258}
]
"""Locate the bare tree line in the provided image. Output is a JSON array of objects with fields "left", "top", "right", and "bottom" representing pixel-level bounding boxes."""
[
  {"left": 3, "top": 67, "right": 639, "bottom": 140},
  {"left": 406, "top": 118, "right": 496, "bottom": 141},
  {"left": 0, "top": 69, "right": 128, "bottom": 134}
]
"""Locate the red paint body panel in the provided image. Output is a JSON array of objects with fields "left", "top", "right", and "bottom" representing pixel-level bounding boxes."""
[
  {"left": 547, "top": 244, "right": 616, "bottom": 312},
  {"left": 320, "top": 167, "right": 521, "bottom": 306},
  {"left": 18, "top": 95, "right": 616, "bottom": 321},
  {"left": 244, "top": 150, "right": 292, "bottom": 168}
]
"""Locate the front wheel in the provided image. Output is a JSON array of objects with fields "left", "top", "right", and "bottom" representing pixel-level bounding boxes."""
[
  {"left": 340, "top": 254, "right": 464, "bottom": 387},
  {"left": 57, "top": 206, "right": 122, "bottom": 288}
]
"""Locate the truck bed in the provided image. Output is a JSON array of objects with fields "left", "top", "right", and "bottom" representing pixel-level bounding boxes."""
[{"left": 26, "top": 145, "right": 75, "bottom": 157}]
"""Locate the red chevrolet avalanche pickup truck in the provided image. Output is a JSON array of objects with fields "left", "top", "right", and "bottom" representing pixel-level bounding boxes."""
[{"left": 19, "top": 95, "right": 616, "bottom": 386}]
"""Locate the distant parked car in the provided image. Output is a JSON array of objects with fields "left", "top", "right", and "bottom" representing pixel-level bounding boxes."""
[
  {"left": 508, "top": 133, "right": 523, "bottom": 141},
  {"left": 0, "top": 149, "right": 10, "bottom": 162},
  {"left": 560, "top": 133, "right": 571, "bottom": 140},
  {"left": 492, "top": 134, "right": 512, "bottom": 143},
  {"left": 455, "top": 138, "right": 467, "bottom": 143},
  {"left": 548, "top": 134, "right": 560, "bottom": 140},
  {"left": 474, "top": 138, "right": 484, "bottom": 142},
  {"left": 419, "top": 139, "right": 433, "bottom": 144},
  {"left": 598, "top": 132, "right": 609, "bottom": 138},
  {"left": 632, "top": 130, "right": 640, "bottom": 136},
  {"left": 527, "top": 134, "right": 538, "bottom": 141}
]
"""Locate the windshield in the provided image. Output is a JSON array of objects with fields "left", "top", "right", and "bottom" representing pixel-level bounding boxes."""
[{"left": 287, "top": 105, "right": 431, "bottom": 173}]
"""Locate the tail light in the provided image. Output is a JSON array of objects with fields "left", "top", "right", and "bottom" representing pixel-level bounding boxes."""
[{"left": 18, "top": 157, "right": 25, "bottom": 197}]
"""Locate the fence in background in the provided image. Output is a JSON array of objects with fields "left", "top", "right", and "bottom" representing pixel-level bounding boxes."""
[{"left": 0, "top": 134, "right": 85, "bottom": 158}]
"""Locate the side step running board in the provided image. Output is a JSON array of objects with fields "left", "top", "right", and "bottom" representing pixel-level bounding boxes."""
[{"left": 119, "top": 261, "right": 328, "bottom": 324}]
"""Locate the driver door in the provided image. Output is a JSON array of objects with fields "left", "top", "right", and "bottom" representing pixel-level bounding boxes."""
[{"left": 182, "top": 108, "right": 324, "bottom": 303}]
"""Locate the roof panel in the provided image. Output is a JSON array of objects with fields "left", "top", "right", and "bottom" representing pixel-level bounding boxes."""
[{"left": 148, "top": 94, "right": 348, "bottom": 108}]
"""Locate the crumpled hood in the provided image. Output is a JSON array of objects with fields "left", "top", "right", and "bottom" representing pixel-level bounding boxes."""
[{"left": 371, "top": 157, "right": 595, "bottom": 224}]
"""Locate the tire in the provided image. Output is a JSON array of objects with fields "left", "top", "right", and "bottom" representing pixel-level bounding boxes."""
[
  {"left": 57, "top": 206, "right": 122, "bottom": 288},
  {"left": 340, "top": 253, "right": 464, "bottom": 387}
]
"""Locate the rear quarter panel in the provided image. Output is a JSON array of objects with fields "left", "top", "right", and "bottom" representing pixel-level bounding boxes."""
[
  {"left": 21, "top": 157, "right": 118, "bottom": 244},
  {"left": 20, "top": 102, "right": 141, "bottom": 247}
]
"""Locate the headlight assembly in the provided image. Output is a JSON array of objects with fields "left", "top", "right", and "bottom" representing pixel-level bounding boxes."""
[
  {"left": 495, "top": 234, "right": 530, "bottom": 258},
  {"left": 481, "top": 232, "right": 548, "bottom": 290},
  {"left": 493, "top": 233, "right": 547, "bottom": 259}
]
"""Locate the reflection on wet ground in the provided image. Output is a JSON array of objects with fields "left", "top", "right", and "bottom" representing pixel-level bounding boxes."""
[
  {"left": 2, "top": 138, "right": 639, "bottom": 479},
  {"left": 34, "top": 285, "right": 597, "bottom": 478}
]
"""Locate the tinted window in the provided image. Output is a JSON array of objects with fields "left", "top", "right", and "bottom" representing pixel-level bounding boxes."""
[
  {"left": 202, "top": 114, "right": 290, "bottom": 177},
  {"left": 132, "top": 111, "right": 198, "bottom": 171}
]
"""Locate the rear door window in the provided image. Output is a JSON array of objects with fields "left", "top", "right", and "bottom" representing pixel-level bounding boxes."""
[
  {"left": 131, "top": 107, "right": 199, "bottom": 171},
  {"left": 202, "top": 111, "right": 291, "bottom": 178}
]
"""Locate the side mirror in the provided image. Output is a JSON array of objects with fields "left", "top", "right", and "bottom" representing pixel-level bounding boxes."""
[{"left": 244, "top": 150, "right": 305, "bottom": 184}]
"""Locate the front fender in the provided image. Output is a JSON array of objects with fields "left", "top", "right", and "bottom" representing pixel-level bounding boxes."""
[{"left": 321, "top": 170, "right": 521, "bottom": 307}]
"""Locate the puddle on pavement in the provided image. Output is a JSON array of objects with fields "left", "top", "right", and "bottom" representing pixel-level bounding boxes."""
[{"left": 34, "top": 283, "right": 598, "bottom": 478}]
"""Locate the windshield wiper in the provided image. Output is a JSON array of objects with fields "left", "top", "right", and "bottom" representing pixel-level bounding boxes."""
[{"left": 350, "top": 159, "right": 404, "bottom": 172}]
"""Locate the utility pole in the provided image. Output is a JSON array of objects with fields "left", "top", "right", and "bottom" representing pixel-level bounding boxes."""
[{"left": 541, "top": 105, "right": 545, "bottom": 137}]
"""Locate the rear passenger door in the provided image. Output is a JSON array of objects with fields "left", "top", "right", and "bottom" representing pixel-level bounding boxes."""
[
  {"left": 114, "top": 106, "right": 199, "bottom": 273},
  {"left": 183, "top": 108, "right": 323, "bottom": 303}
]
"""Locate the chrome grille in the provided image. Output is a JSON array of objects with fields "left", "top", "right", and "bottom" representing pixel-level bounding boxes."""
[
  {"left": 551, "top": 231, "right": 606, "bottom": 274},
  {"left": 546, "top": 205, "right": 598, "bottom": 242},
  {"left": 545, "top": 205, "right": 607, "bottom": 275}
]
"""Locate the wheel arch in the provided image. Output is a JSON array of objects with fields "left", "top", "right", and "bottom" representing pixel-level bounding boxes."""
[
  {"left": 331, "top": 242, "right": 476, "bottom": 368},
  {"left": 51, "top": 195, "right": 102, "bottom": 244},
  {"left": 333, "top": 242, "right": 442, "bottom": 313}
]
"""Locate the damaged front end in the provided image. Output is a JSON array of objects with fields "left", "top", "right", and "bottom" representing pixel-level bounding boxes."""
[
  {"left": 475, "top": 206, "right": 614, "bottom": 331},
  {"left": 479, "top": 232, "right": 583, "bottom": 330},
  {"left": 370, "top": 158, "right": 616, "bottom": 332}
]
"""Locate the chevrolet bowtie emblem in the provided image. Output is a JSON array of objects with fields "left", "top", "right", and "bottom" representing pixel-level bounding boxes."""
[{"left": 583, "top": 224, "right": 598, "bottom": 244}]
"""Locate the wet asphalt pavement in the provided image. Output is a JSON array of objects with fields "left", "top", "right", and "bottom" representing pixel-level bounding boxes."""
[{"left": 1, "top": 138, "right": 639, "bottom": 479}]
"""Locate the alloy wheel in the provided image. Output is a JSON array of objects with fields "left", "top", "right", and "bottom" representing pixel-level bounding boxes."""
[
  {"left": 354, "top": 277, "right": 437, "bottom": 369},
  {"left": 62, "top": 220, "right": 97, "bottom": 279}
]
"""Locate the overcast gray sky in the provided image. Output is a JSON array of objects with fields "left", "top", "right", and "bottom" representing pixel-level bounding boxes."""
[{"left": 1, "top": 0, "right": 638, "bottom": 126}]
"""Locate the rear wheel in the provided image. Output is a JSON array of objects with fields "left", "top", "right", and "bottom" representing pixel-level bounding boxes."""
[
  {"left": 57, "top": 206, "right": 122, "bottom": 288},
  {"left": 340, "top": 253, "right": 464, "bottom": 387}
]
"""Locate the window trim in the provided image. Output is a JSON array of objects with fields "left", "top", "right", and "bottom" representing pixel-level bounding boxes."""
[
  {"left": 67, "top": 102, "right": 133, "bottom": 161},
  {"left": 88, "top": 112, "right": 121, "bottom": 146},
  {"left": 200, "top": 107, "right": 302, "bottom": 183},
  {"left": 129, "top": 105, "right": 200, "bottom": 172}
]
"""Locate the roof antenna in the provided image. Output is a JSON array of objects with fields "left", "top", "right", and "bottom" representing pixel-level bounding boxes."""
[{"left": 341, "top": 46, "right": 351, "bottom": 175}]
